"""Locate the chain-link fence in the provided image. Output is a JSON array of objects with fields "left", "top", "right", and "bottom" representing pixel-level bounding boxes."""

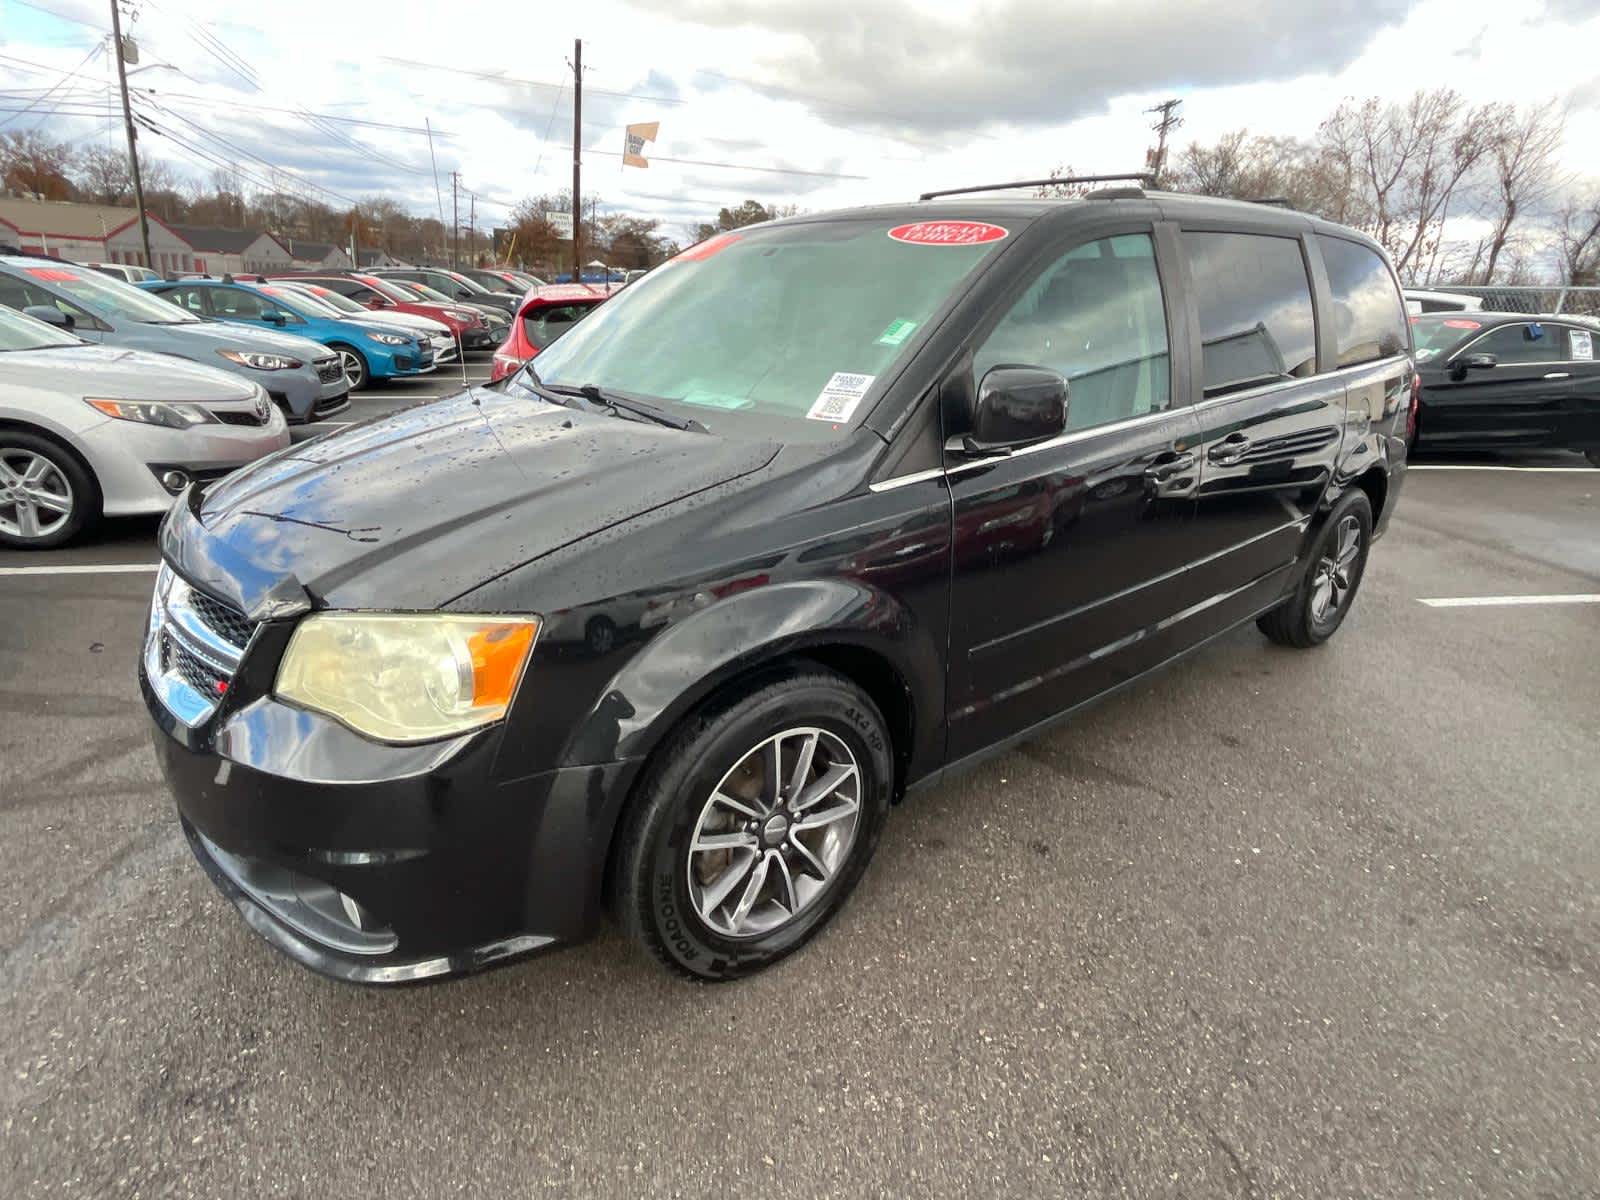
[{"left": 1429, "top": 285, "right": 1600, "bottom": 318}]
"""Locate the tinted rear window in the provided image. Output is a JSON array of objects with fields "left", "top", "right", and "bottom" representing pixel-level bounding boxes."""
[
  {"left": 522, "top": 302, "right": 599, "bottom": 350},
  {"left": 1319, "top": 236, "right": 1408, "bottom": 366},
  {"left": 1183, "top": 232, "right": 1317, "bottom": 398}
]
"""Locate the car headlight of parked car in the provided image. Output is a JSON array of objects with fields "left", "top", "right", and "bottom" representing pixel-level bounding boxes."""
[
  {"left": 365, "top": 331, "right": 411, "bottom": 346},
  {"left": 446, "top": 308, "right": 478, "bottom": 323},
  {"left": 275, "top": 613, "right": 540, "bottom": 743},
  {"left": 84, "top": 398, "right": 219, "bottom": 428},
  {"left": 217, "top": 349, "right": 303, "bottom": 371}
]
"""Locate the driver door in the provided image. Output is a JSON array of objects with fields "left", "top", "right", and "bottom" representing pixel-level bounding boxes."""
[{"left": 944, "top": 228, "right": 1202, "bottom": 760}]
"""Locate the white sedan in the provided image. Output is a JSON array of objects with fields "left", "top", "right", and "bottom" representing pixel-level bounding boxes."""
[{"left": 0, "top": 305, "right": 289, "bottom": 548}]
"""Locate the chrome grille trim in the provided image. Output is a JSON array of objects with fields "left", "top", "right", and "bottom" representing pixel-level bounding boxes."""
[{"left": 144, "top": 565, "right": 255, "bottom": 727}]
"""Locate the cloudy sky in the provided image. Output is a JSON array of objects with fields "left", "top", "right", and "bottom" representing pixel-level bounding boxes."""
[{"left": 4, "top": 0, "right": 1599, "bottom": 241}]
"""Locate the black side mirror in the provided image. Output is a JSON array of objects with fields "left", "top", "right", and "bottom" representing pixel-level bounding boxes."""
[
  {"left": 261, "top": 310, "right": 287, "bottom": 326},
  {"left": 961, "top": 366, "right": 1069, "bottom": 455},
  {"left": 22, "top": 304, "right": 71, "bottom": 329},
  {"left": 1450, "top": 351, "right": 1496, "bottom": 379}
]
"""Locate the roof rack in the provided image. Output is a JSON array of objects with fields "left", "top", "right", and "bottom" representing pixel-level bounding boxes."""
[
  {"left": 919, "top": 173, "right": 1156, "bottom": 201},
  {"left": 1251, "top": 196, "right": 1294, "bottom": 209}
]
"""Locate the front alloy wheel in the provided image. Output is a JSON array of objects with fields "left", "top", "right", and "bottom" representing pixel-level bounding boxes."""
[
  {"left": 687, "top": 727, "right": 862, "bottom": 938},
  {"left": 0, "top": 436, "right": 93, "bottom": 548},
  {"left": 335, "top": 346, "right": 369, "bottom": 392},
  {"left": 614, "top": 668, "right": 893, "bottom": 980}
]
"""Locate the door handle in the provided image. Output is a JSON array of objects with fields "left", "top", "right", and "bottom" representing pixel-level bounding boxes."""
[
  {"left": 1207, "top": 433, "right": 1252, "bottom": 465},
  {"left": 1145, "top": 451, "right": 1195, "bottom": 482},
  {"left": 1543, "top": 372, "right": 1571, "bottom": 380}
]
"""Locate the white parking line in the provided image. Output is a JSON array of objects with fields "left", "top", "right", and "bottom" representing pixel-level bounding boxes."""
[
  {"left": 1418, "top": 594, "right": 1600, "bottom": 608},
  {"left": 0, "top": 563, "right": 159, "bottom": 576},
  {"left": 1408, "top": 465, "right": 1597, "bottom": 473}
]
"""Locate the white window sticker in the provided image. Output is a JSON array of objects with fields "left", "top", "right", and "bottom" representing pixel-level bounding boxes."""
[
  {"left": 1572, "top": 329, "right": 1593, "bottom": 361},
  {"left": 806, "top": 372, "right": 875, "bottom": 423}
]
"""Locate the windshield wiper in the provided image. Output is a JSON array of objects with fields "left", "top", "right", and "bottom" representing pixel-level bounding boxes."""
[{"left": 574, "top": 383, "right": 708, "bottom": 433}]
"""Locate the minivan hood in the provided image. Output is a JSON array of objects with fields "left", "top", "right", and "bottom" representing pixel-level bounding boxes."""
[
  {"left": 1, "top": 344, "right": 258, "bottom": 402},
  {"left": 166, "top": 389, "right": 779, "bottom": 614}
]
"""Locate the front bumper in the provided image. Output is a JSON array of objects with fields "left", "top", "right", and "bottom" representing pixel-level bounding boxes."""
[
  {"left": 461, "top": 328, "right": 496, "bottom": 350},
  {"left": 87, "top": 411, "right": 291, "bottom": 517},
  {"left": 142, "top": 656, "right": 640, "bottom": 984}
]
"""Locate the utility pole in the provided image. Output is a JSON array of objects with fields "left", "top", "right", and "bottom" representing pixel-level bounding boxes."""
[
  {"left": 468, "top": 192, "right": 475, "bottom": 268},
  {"left": 450, "top": 171, "right": 459, "bottom": 269},
  {"left": 1144, "top": 98, "right": 1183, "bottom": 185},
  {"left": 571, "top": 38, "right": 582, "bottom": 283},
  {"left": 108, "top": 0, "right": 152, "bottom": 270}
]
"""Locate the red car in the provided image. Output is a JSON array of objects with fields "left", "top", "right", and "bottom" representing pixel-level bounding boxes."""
[
  {"left": 490, "top": 283, "right": 611, "bottom": 381},
  {"left": 267, "top": 271, "right": 494, "bottom": 348}
]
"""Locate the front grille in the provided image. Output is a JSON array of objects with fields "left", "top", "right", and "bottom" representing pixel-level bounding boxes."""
[
  {"left": 187, "top": 588, "right": 254, "bottom": 647},
  {"left": 316, "top": 358, "right": 343, "bottom": 384},
  {"left": 166, "top": 634, "right": 229, "bottom": 699},
  {"left": 215, "top": 408, "right": 268, "bottom": 426},
  {"left": 312, "top": 392, "right": 351, "bottom": 419},
  {"left": 144, "top": 566, "right": 254, "bottom": 727}
]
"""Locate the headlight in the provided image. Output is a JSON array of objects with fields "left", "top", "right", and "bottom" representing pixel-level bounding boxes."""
[
  {"left": 275, "top": 613, "right": 540, "bottom": 743},
  {"left": 365, "top": 331, "right": 410, "bottom": 346},
  {"left": 85, "top": 398, "right": 218, "bottom": 428},
  {"left": 217, "top": 349, "right": 303, "bottom": 371},
  {"left": 447, "top": 308, "right": 477, "bottom": 323}
]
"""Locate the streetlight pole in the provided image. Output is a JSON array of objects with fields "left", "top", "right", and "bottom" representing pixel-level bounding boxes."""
[
  {"left": 571, "top": 38, "right": 582, "bottom": 283},
  {"left": 108, "top": 0, "right": 152, "bottom": 270}
]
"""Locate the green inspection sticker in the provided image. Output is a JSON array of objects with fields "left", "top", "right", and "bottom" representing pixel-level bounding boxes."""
[{"left": 876, "top": 319, "right": 918, "bottom": 347}]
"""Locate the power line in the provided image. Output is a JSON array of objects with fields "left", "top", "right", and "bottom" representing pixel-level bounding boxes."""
[
  {"left": 0, "top": 41, "right": 103, "bottom": 130},
  {"left": 9, "top": 0, "right": 105, "bottom": 31}
]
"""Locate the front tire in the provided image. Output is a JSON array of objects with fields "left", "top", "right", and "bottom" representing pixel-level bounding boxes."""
[
  {"left": 1257, "top": 490, "right": 1373, "bottom": 648},
  {"left": 613, "top": 667, "right": 893, "bottom": 981},
  {"left": 0, "top": 431, "right": 97, "bottom": 549},
  {"left": 331, "top": 344, "right": 369, "bottom": 392}
]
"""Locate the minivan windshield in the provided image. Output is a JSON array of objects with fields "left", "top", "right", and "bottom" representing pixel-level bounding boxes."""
[
  {"left": 10, "top": 263, "right": 202, "bottom": 325},
  {"left": 524, "top": 217, "right": 1012, "bottom": 435}
]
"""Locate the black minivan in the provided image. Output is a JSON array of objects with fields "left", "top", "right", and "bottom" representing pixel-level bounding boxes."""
[{"left": 143, "top": 189, "right": 1413, "bottom": 984}]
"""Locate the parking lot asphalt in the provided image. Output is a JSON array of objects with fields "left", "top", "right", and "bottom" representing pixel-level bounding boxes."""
[{"left": 2, "top": 444, "right": 1597, "bottom": 1197}]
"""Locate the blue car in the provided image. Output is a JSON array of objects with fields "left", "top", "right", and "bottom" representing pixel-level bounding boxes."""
[{"left": 140, "top": 278, "right": 435, "bottom": 391}]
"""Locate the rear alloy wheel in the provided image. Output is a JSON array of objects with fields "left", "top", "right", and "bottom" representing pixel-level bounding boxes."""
[
  {"left": 1257, "top": 490, "right": 1373, "bottom": 649},
  {"left": 614, "top": 668, "right": 893, "bottom": 980},
  {"left": 333, "top": 345, "right": 370, "bottom": 392},
  {"left": 0, "top": 434, "right": 95, "bottom": 549}
]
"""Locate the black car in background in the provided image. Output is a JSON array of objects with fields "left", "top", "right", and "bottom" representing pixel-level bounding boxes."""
[
  {"left": 143, "top": 190, "right": 1412, "bottom": 985},
  {"left": 373, "top": 266, "right": 520, "bottom": 315},
  {"left": 1411, "top": 312, "right": 1600, "bottom": 464}
]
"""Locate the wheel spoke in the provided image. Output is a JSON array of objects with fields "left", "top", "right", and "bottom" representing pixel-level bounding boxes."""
[
  {"left": 759, "top": 736, "right": 781, "bottom": 810},
  {"left": 788, "top": 833, "right": 831, "bottom": 882},
  {"left": 770, "top": 852, "right": 799, "bottom": 912},
  {"left": 29, "top": 489, "right": 70, "bottom": 516},
  {"left": 15, "top": 501, "right": 40, "bottom": 538},
  {"left": 795, "top": 798, "right": 858, "bottom": 832},
  {"left": 0, "top": 460, "right": 21, "bottom": 487},
  {"left": 710, "top": 789, "right": 762, "bottom": 820},
  {"left": 20, "top": 456, "right": 52, "bottom": 486},
  {"left": 795, "top": 762, "right": 856, "bottom": 812},
  {"left": 728, "top": 853, "right": 771, "bottom": 929},
  {"left": 698, "top": 853, "right": 758, "bottom": 916},
  {"left": 787, "top": 730, "right": 819, "bottom": 804},
  {"left": 692, "top": 830, "right": 759, "bottom": 853}
]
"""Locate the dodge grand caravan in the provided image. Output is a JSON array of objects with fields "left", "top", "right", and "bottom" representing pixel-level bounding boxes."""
[{"left": 143, "top": 188, "right": 1412, "bottom": 984}]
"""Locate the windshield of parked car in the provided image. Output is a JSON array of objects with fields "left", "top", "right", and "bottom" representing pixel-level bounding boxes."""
[
  {"left": 1410, "top": 315, "right": 1485, "bottom": 362},
  {"left": 0, "top": 303, "right": 82, "bottom": 350},
  {"left": 437, "top": 271, "right": 492, "bottom": 295},
  {"left": 402, "top": 281, "right": 454, "bottom": 303},
  {"left": 283, "top": 285, "right": 363, "bottom": 315},
  {"left": 521, "top": 217, "right": 1013, "bottom": 436},
  {"left": 4, "top": 263, "right": 202, "bottom": 325},
  {"left": 259, "top": 286, "right": 336, "bottom": 318}
]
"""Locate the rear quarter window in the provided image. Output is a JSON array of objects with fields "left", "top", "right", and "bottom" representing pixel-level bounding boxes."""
[{"left": 1318, "top": 236, "right": 1409, "bottom": 367}]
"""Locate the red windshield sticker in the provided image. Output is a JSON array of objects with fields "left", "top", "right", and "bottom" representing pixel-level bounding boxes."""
[
  {"left": 673, "top": 232, "right": 741, "bottom": 264},
  {"left": 1442, "top": 319, "right": 1481, "bottom": 329},
  {"left": 888, "top": 221, "right": 1009, "bottom": 247},
  {"left": 25, "top": 267, "right": 78, "bottom": 282}
]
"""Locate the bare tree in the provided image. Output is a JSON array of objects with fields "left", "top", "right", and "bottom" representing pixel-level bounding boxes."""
[
  {"left": 74, "top": 145, "right": 132, "bottom": 205},
  {"left": 1478, "top": 99, "right": 1565, "bottom": 283},
  {"left": 1557, "top": 186, "right": 1600, "bottom": 285},
  {"left": 1, "top": 130, "right": 75, "bottom": 201},
  {"left": 1318, "top": 89, "right": 1500, "bottom": 281}
]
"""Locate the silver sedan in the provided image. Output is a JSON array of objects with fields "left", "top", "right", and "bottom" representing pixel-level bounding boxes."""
[{"left": 0, "top": 306, "right": 290, "bottom": 549}]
